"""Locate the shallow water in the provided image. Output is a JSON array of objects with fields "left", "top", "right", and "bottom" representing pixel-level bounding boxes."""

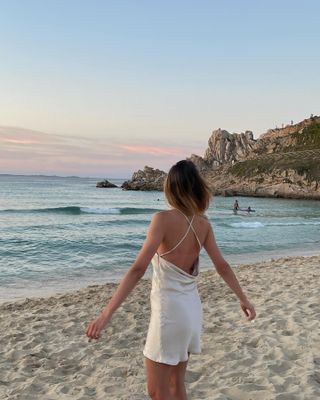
[{"left": 0, "top": 174, "right": 319, "bottom": 301}]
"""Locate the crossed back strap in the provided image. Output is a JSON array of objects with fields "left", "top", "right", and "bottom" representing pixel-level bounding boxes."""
[{"left": 159, "top": 209, "right": 202, "bottom": 257}]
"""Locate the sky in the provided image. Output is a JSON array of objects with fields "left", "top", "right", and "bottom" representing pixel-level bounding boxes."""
[{"left": 0, "top": 0, "right": 319, "bottom": 177}]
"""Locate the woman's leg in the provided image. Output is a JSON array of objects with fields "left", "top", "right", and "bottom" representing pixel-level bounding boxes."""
[
  {"left": 169, "top": 355, "right": 189, "bottom": 400},
  {"left": 145, "top": 357, "right": 174, "bottom": 400}
]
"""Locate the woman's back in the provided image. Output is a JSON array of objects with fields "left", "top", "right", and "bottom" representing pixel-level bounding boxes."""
[
  {"left": 86, "top": 160, "right": 256, "bottom": 400},
  {"left": 156, "top": 209, "right": 210, "bottom": 275}
]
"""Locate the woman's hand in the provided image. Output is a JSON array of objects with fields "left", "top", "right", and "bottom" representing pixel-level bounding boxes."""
[
  {"left": 86, "top": 314, "right": 109, "bottom": 341},
  {"left": 240, "top": 299, "right": 256, "bottom": 321}
]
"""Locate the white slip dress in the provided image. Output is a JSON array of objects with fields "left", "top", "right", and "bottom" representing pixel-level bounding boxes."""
[{"left": 143, "top": 210, "right": 203, "bottom": 365}]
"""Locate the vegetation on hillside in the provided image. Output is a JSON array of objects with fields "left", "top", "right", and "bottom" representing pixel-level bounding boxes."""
[
  {"left": 229, "top": 121, "right": 320, "bottom": 183},
  {"left": 291, "top": 121, "right": 320, "bottom": 149},
  {"left": 229, "top": 149, "right": 320, "bottom": 182}
]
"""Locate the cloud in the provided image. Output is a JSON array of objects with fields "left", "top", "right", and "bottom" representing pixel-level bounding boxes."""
[
  {"left": 0, "top": 126, "right": 205, "bottom": 177},
  {"left": 120, "top": 145, "right": 185, "bottom": 156},
  {"left": 0, "top": 138, "right": 40, "bottom": 145}
]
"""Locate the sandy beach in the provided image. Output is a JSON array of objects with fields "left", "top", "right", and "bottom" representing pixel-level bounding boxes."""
[{"left": 1, "top": 255, "right": 319, "bottom": 400}]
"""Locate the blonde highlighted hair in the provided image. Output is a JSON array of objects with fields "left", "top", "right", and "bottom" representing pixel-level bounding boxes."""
[{"left": 164, "top": 160, "right": 212, "bottom": 216}]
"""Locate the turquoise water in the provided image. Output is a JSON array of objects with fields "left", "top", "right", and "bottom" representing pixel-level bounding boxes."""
[{"left": 0, "top": 174, "right": 319, "bottom": 301}]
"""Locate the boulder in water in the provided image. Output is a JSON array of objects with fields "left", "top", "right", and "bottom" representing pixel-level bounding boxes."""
[{"left": 96, "top": 179, "right": 118, "bottom": 188}]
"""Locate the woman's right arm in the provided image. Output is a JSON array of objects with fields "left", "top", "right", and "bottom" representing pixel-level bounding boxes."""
[
  {"left": 85, "top": 212, "right": 165, "bottom": 340},
  {"left": 203, "top": 223, "right": 256, "bottom": 321}
]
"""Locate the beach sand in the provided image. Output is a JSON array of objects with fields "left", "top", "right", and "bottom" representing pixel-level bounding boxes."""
[{"left": 1, "top": 255, "right": 320, "bottom": 400}]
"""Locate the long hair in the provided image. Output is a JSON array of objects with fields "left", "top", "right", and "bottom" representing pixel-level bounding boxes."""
[{"left": 164, "top": 160, "right": 212, "bottom": 215}]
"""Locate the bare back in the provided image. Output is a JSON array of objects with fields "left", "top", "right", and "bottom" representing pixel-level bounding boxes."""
[{"left": 156, "top": 209, "right": 210, "bottom": 274}]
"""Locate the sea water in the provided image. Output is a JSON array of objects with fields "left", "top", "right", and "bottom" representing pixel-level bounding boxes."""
[{"left": 0, "top": 174, "right": 319, "bottom": 301}]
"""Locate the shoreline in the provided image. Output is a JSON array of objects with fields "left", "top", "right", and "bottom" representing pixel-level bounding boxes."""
[
  {"left": 1, "top": 254, "right": 319, "bottom": 399},
  {"left": 1, "top": 246, "right": 320, "bottom": 305}
]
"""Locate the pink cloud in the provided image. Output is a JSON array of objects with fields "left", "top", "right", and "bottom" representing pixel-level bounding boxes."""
[
  {"left": 0, "top": 138, "right": 40, "bottom": 145},
  {"left": 120, "top": 145, "right": 185, "bottom": 156},
  {"left": 0, "top": 126, "right": 206, "bottom": 177}
]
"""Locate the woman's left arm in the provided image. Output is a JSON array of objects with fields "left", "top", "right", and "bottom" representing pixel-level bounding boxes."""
[{"left": 86, "top": 212, "right": 164, "bottom": 340}]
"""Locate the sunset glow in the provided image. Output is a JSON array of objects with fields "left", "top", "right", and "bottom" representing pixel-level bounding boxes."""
[
  {"left": 0, "top": 138, "right": 40, "bottom": 145},
  {"left": 0, "top": 1, "right": 318, "bottom": 177},
  {"left": 120, "top": 145, "right": 185, "bottom": 156},
  {"left": 0, "top": 127, "right": 205, "bottom": 177}
]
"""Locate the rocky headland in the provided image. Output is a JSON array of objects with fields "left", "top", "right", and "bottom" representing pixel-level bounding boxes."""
[{"left": 122, "top": 116, "right": 320, "bottom": 199}]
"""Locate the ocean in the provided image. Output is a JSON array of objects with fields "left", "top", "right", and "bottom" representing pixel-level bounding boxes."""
[{"left": 0, "top": 174, "right": 319, "bottom": 302}]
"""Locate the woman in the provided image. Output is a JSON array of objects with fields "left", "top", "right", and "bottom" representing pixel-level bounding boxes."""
[{"left": 86, "top": 160, "right": 256, "bottom": 400}]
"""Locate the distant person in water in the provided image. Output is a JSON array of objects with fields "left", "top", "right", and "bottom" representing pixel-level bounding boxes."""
[{"left": 233, "top": 200, "right": 239, "bottom": 211}]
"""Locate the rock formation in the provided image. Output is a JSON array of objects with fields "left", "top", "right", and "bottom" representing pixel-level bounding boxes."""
[
  {"left": 202, "top": 116, "right": 320, "bottom": 200},
  {"left": 122, "top": 116, "right": 320, "bottom": 200},
  {"left": 188, "top": 128, "right": 256, "bottom": 171},
  {"left": 96, "top": 179, "right": 118, "bottom": 188},
  {"left": 121, "top": 166, "right": 166, "bottom": 191},
  {"left": 249, "top": 116, "right": 320, "bottom": 157},
  {"left": 203, "top": 129, "right": 256, "bottom": 166},
  {"left": 203, "top": 153, "right": 320, "bottom": 200}
]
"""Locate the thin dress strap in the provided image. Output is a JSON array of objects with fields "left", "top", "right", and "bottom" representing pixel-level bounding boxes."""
[
  {"left": 174, "top": 209, "right": 202, "bottom": 250},
  {"left": 159, "top": 209, "right": 202, "bottom": 257}
]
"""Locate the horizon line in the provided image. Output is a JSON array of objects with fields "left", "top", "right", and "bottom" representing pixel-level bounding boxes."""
[{"left": 0, "top": 173, "right": 130, "bottom": 180}]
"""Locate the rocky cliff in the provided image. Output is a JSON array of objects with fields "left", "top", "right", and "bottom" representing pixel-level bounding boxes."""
[
  {"left": 202, "top": 116, "right": 320, "bottom": 199},
  {"left": 122, "top": 116, "right": 320, "bottom": 199},
  {"left": 189, "top": 128, "right": 256, "bottom": 171},
  {"left": 204, "top": 129, "right": 256, "bottom": 166}
]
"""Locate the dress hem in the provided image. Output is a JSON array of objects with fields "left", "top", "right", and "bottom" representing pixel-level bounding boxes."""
[{"left": 143, "top": 350, "right": 201, "bottom": 366}]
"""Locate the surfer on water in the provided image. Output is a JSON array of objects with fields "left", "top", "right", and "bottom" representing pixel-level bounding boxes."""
[{"left": 233, "top": 202, "right": 255, "bottom": 215}]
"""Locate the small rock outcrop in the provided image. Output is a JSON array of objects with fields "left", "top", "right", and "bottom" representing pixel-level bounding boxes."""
[
  {"left": 96, "top": 179, "right": 118, "bottom": 188},
  {"left": 121, "top": 166, "right": 167, "bottom": 191}
]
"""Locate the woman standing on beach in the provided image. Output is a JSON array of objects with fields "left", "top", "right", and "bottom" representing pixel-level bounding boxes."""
[{"left": 86, "top": 160, "right": 256, "bottom": 400}]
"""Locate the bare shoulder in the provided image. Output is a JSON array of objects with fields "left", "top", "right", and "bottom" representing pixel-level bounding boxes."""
[
  {"left": 197, "top": 213, "right": 212, "bottom": 235},
  {"left": 156, "top": 209, "right": 180, "bottom": 216},
  {"left": 153, "top": 209, "right": 181, "bottom": 224},
  {"left": 152, "top": 210, "right": 171, "bottom": 223},
  {"left": 198, "top": 213, "right": 210, "bottom": 225},
  {"left": 153, "top": 210, "right": 171, "bottom": 217}
]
